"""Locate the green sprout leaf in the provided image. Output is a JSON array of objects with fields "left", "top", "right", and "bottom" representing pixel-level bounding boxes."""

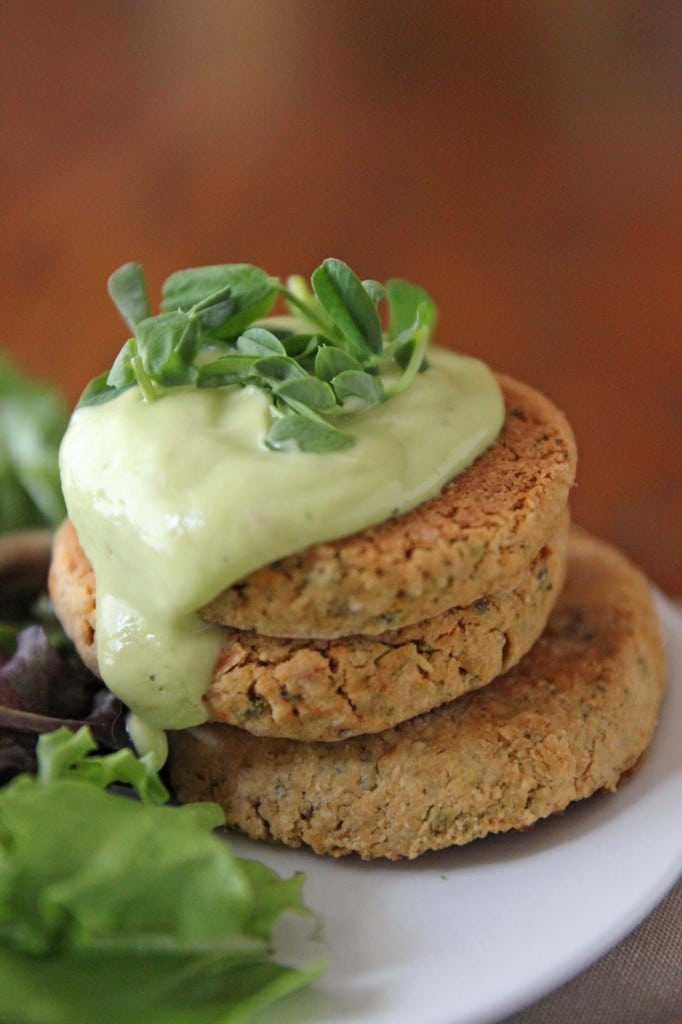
[
  {"left": 76, "top": 371, "right": 120, "bottom": 408},
  {"left": 332, "top": 369, "right": 385, "bottom": 409},
  {"left": 386, "top": 278, "right": 437, "bottom": 342},
  {"left": 236, "top": 328, "right": 286, "bottom": 357},
  {"left": 107, "top": 263, "right": 151, "bottom": 333},
  {"left": 253, "top": 355, "right": 307, "bottom": 384},
  {"left": 311, "top": 258, "right": 383, "bottom": 359},
  {"left": 275, "top": 376, "right": 337, "bottom": 411},
  {"left": 280, "top": 333, "right": 320, "bottom": 367},
  {"left": 161, "top": 264, "right": 277, "bottom": 338},
  {"left": 314, "top": 345, "right": 362, "bottom": 381},
  {"left": 106, "top": 338, "right": 137, "bottom": 391},
  {"left": 197, "top": 353, "right": 259, "bottom": 388},
  {"left": 362, "top": 278, "right": 386, "bottom": 307},
  {"left": 267, "top": 413, "right": 354, "bottom": 453}
]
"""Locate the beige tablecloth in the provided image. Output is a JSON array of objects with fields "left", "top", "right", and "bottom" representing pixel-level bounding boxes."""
[{"left": 499, "top": 876, "right": 682, "bottom": 1024}]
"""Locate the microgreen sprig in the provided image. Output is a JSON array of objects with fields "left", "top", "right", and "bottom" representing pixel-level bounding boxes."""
[{"left": 79, "top": 258, "right": 437, "bottom": 453}]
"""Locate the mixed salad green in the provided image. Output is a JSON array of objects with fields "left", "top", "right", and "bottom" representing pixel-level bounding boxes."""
[{"left": 0, "top": 728, "right": 324, "bottom": 1024}]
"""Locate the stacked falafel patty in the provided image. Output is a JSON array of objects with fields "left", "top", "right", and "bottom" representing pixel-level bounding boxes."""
[{"left": 49, "top": 373, "right": 667, "bottom": 859}]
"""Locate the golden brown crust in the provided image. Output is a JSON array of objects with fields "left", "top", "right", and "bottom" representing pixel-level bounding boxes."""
[
  {"left": 205, "top": 519, "right": 567, "bottom": 739},
  {"left": 200, "top": 373, "right": 577, "bottom": 637},
  {"left": 167, "top": 531, "right": 667, "bottom": 860},
  {"left": 49, "top": 512, "right": 569, "bottom": 740},
  {"left": 48, "top": 519, "right": 98, "bottom": 675}
]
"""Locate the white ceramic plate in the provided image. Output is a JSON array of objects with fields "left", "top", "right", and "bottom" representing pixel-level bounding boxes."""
[{"left": 228, "top": 593, "right": 682, "bottom": 1024}]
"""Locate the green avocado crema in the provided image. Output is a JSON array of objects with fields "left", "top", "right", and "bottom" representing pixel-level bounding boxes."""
[{"left": 59, "top": 348, "right": 504, "bottom": 763}]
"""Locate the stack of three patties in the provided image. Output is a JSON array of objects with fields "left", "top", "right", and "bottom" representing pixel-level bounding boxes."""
[{"left": 50, "top": 372, "right": 667, "bottom": 859}]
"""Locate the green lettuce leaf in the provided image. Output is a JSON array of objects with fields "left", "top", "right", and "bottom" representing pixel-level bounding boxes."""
[
  {"left": 0, "top": 353, "right": 68, "bottom": 532},
  {"left": 0, "top": 727, "right": 325, "bottom": 1023}
]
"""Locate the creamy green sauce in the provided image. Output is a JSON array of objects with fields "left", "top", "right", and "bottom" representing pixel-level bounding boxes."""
[{"left": 59, "top": 348, "right": 504, "bottom": 756}]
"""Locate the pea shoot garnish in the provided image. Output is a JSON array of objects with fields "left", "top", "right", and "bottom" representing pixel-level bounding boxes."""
[{"left": 80, "top": 258, "right": 437, "bottom": 453}]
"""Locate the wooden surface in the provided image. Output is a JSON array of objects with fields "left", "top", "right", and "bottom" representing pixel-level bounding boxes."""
[{"left": 1, "top": 2, "right": 680, "bottom": 594}]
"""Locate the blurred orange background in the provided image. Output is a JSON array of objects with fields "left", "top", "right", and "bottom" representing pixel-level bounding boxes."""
[{"left": 1, "top": 2, "right": 680, "bottom": 593}]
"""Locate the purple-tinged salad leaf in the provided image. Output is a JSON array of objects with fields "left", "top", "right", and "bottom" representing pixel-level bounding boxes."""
[
  {"left": 0, "top": 620, "right": 129, "bottom": 784},
  {"left": 0, "top": 526, "right": 131, "bottom": 782},
  {"left": 0, "top": 727, "right": 325, "bottom": 1024},
  {"left": 1, "top": 623, "right": 97, "bottom": 717}
]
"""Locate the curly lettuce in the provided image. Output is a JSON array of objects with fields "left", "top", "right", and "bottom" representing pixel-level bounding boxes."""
[{"left": 0, "top": 727, "right": 325, "bottom": 1024}]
